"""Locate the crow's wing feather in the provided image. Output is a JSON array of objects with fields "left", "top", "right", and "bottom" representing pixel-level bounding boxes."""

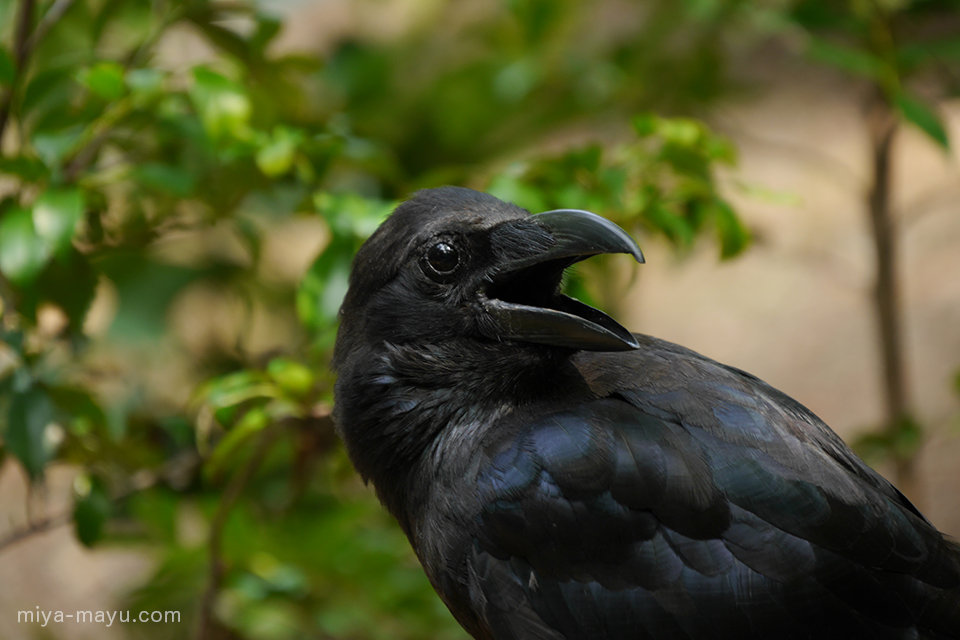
[{"left": 469, "top": 380, "right": 960, "bottom": 639}]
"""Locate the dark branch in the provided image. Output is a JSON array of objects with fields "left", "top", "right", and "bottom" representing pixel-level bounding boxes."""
[{"left": 0, "top": 511, "right": 72, "bottom": 553}]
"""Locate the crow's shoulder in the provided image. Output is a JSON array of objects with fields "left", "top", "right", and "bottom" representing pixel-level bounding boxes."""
[{"left": 451, "top": 337, "right": 960, "bottom": 638}]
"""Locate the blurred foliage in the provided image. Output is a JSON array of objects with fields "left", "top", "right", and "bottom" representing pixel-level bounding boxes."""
[
  {"left": 0, "top": 0, "right": 754, "bottom": 637},
  {"left": 0, "top": 0, "right": 955, "bottom": 639},
  {"left": 791, "top": 0, "right": 960, "bottom": 150}
]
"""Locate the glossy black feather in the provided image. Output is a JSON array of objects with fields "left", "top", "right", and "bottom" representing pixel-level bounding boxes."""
[{"left": 333, "top": 187, "right": 960, "bottom": 640}]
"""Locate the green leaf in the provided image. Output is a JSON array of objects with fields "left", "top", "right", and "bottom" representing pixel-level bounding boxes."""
[
  {"left": 807, "top": 37, "right": 888, "bottom": 81},
  {"left": 297, "top": 249, "right": 351, "bottom": 333},
  {"left": 135, "top": 163, "right": 197, "bottom": 197},
  {"left": 32, "top": 126, "right": 85, "bottom": 167},
  {"left": 78, "top": 62, "right": 126, "bottom": 101},
  {"left": 21, "top": 68, "right": 74, "bottom": 117},
  {"left": 256, "top": 128, "right": 302, "bottom": 177},
  {"left": 891, "top": 415, "right": 922, "bottom": 460},
  {"left": 0, "top": 207, "right": 51, "bottom": 285},
  {"left": 126, "top": 68, "right": 165, "bottom": 98},
  {"left": 206, "top": 406, "right": 269, "bottom": 480},
  {"left": 74, "top": 478, "right": 111, "bottom": 547},
  {"left": 313, "top": 191, "right": 394, "bottom": 238},
  {"left": 894, "top": 93, "right": 949, "bottom": 150},
  {"left": 0, "top": 156, "right": 48, "bottom": 181},
  {"left": 632, "top": 113, "right": 658, "bottom": 137},
  {"left": 486, "top": 173, "right": 548, "bottom": 214},
  {"left": 898, "top": 37, "right": 960, "bottom": 69},
  {"left": 190, "top": 67, "right": 252, "bottom": 143},
  {"left": 267, "top": 358, "right": 314, "bottom": 398},
  {"left": 713, "top": 200, "right": 751, "bottom": 259},
  {"left": 0, "top": 46, "right": 13, "bottom": 86},
  {"left": 646, "top": 203, "right": 695, "bottom": 249},
  {"left": 32, "top": 188, "right": 84, "bottom": 257},
  {"left": 199, "top": 370, "right": 276, "bottom": 412},
  {"left": 658, "top": 118, "right": 702, "bottom": 147},
  {"left": 5, "top": 386, "right": 57, "bottom": 479},
  {"left": 251, "top": 15, "right": 283, "bottom": 52}
]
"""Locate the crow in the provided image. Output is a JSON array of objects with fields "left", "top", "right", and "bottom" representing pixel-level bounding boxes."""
[{"left": 332, "top": 186, "right": 960, "bottom": 640}]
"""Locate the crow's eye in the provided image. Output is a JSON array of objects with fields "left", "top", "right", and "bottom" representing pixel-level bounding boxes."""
[{"left": 422, "top": 242, "right": 460, "bottom": 280}]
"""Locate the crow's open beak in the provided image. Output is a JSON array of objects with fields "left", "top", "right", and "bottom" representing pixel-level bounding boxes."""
[{"left": 481, "top": 209, "right": 644, "bottom": 352}]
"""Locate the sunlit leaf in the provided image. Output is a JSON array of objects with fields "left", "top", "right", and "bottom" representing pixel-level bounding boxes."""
[
  {"left": 190, "top": 66, "right": 252, "bottom": 143},
  {"left": 658, "top": 118, "right": 702, "bottom": 146},
  {"left": 0, "top": 207, "right": 50, "bottom": 285},
  {"left": 313, "top": 191, "right": 394, "bottom": 238},
  {"left": 206, "top": 406, "right": 269, "bottom": 479},
  {"left": 256, "top": 128, "right": 303, "bottom": 177},
  {"left": 267, "top": 358, "right": 314, "bottom": 398},
  {"left": 33, "top": 188, "right": 84, "bottom": 257},
  {"left": 79, "top": 62, "right": 126, "bottom": 101},
  {"left": 199, "top": 370, "right": 276, "bottom": 411}
]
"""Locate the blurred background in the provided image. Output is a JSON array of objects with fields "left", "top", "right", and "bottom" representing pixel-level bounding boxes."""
[{"left": 1, "top": 0, "right": 959, "bottom": 638}]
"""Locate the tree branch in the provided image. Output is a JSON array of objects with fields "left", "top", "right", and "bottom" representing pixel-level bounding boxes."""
[
  {"left": 0, "top": 511, "right": 72, "bottom": 553},
  {"left": 0, "top": 453, "right": 197, "bottom": 555},
  {"left": 865, "top": 91, "right": 920, "bottom": 501},
  {"left": 196, "top": 423, "right": 281, "bottom": 640}
]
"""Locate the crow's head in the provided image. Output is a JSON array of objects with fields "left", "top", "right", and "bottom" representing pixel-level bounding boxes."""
[{"left": 333, "top": 187, "right": 643, "bottom": 370}]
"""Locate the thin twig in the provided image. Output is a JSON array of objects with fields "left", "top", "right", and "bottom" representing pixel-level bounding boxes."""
[
  {"left": 0, "top": 0, "right": 37, "bottom": 144},
  {"left": 0, "top": 452, "right": 198, "bottom": 555},
  {"left": 27, "top": 0, "right": 76, "bottom": 50},
  {"left": 0, "top": 511, "right": 73, "bottom": 553},
  {"left": 196, "top": 423, "right": 282, "bottom": 640}
]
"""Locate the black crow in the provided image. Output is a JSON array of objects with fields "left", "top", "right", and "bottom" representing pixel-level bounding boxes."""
[{"left": 332, "top": 186, "right": 960, "bottom": 640}]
